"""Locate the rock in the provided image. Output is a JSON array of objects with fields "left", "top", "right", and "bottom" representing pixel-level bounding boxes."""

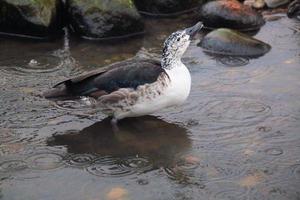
[
  {"left": 244, "top": 0, "right": 266, "bottom": 9},
  {"left": 253, "top": 0, "right": 266, "bottom": 8},
  {"left": 198, "top": 28, "right": 271, "bottom": 57},
  {"left": 265, "top": 0, "right": 290, "bottom": 8},
  {"left": 198, "top": 0, "right": 265, "bottom": 31},
  {"left": 133, "top": 0, "right": 204, "bottom": 16},
  {"left": 106, "top": 187, "right": 128, "bottom": 200},
  {"left": 287, "top": 0, "right": 300, "bottom": 18},
  {"left": 67, "top": 0, "right": 144, "bottom": 40},
  {"left": 0, "top": 0, "right": 63, "bottom": 39},
  {"left": 253, "top": 0, "right": 266, "bottom": 9}
]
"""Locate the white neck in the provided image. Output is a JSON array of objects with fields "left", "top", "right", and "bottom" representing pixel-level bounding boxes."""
[{"left": 161, "top": 52, "right": 182, "bottom": 70}]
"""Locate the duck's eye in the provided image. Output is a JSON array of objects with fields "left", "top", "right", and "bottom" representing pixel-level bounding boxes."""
[{"left": 177, "top": 38, "right": 180, "bottom": 41}]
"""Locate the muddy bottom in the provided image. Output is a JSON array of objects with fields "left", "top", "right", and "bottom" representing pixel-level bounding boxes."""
[{"left": 0, "top": 15, "right": 300, "bottom": 200}]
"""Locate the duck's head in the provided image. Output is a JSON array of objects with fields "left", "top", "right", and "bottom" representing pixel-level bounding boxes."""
[{"left": 162, "top": 22, "right": 203, "bottom": 61}]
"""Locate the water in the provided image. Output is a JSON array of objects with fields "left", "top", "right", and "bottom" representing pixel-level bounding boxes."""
[{"left": 0, "top": 14, "right": 300, "bottom": 200}]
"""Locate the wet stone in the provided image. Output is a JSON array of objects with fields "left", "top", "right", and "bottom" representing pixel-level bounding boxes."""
[
  {"left": 244, "top": 0, "right": 266, "bottom": 9},
  {"left": 67, "top": 0, "right": 144, "bottom": 40},
  {"left": 133, "top": 0, "right": 203, "bottom": 16},
  {"left": 198, "top": 0, "right": 265, "bottom": 31},
  {"left": 198, "top": 28, "right": 271, "bottom": 57},
  {"left": 106, "top": 187, "right": 129, "bottom": 200},
  {"left": 265, "top": 0, "right": 290, "bottom": 8},
  {"left": 0, "top": 0, "right": 63, "bottom": 39}
]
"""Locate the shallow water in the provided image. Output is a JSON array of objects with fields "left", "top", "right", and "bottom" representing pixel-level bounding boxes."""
[{"left": 0, "top": 15, "right": 300, "bottom": 200}]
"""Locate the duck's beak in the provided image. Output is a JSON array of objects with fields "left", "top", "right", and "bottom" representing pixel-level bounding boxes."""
[{"left": 185, "top": 22, "right": 203, "bottom": 39}]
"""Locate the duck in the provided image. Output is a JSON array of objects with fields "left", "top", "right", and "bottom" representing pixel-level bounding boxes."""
[{"left": 44, "top": 22, "right": 203, "bottom": 126}]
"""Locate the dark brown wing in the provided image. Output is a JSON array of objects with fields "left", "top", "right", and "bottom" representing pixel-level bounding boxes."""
[
  {"left": 53, "top": 59, "right": 137, "bottom": 88},
  {"left": 44, "top": 59, "right": 165, "bottom": 99}
]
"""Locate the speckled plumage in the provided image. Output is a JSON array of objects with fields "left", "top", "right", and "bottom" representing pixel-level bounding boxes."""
[{"left": 44, "top": 22, "right": 203, "bottom": 121}]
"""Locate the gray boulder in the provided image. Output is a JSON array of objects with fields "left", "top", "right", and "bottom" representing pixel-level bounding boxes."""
[
  {"left": 0, "top": 0, "right": 63, "bottom": 39},
  {"left": 67, "top": 0, "right": 144, "bottom": 40},
  {"left": 199, "top": 0, "right": 265, "bottom": 31},
  {"left": 198, "top": 28, "right": 271, "bottom": 57}
]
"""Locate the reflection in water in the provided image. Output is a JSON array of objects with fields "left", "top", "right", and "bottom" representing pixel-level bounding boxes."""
[
  {"left": 216, "top": 56, "right": 250, "bottom": 66},
  {"left": 48, "top": 116, "right": 191, "bottom": 177}
]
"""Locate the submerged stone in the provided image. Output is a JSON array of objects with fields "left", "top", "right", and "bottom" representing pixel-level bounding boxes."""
[
  {"left": 133, "top": 0, "right": 204, "bottom": 16},
  {"left": 199, "top": 0, "right": 265, "bottom": 31},
  {"left": 198, "top": 28, "right": 271, "bottom": 57},
  {"left": 0, "top": 0, "right": 63, "bottom": 39},
  {"left": 265, "top": 0, "right": 290, "bottom": 8},
  {"left": 244, "top": 0, "right": 266, "bottom": 9},
  {"left": 253, "top": 0, "right": 266, "bottom": 8},
  {"left": 67, "top": 0, "right": 144, "bottom": 40}
]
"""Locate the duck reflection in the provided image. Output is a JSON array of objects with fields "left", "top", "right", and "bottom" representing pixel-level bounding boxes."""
[{"left": 47, "top": 116, "right": 191, "bottom": 168}]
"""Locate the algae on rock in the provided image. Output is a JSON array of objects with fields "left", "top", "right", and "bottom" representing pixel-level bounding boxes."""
[
  {"left": 67, "top": 0, "right": 144, "bottom": 39},
  {"left": 0, "top": 0, "right": 63, "bottom": 39}
]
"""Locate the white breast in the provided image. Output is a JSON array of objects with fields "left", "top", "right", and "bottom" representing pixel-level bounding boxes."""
[
  {"left": 165, "top": 62, "right": 191, "bottom": 105},
  {"left": 117, "top": 61, "right": 191, "bottom": 119}
]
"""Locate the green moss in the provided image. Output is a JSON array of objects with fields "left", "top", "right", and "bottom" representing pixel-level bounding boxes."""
[
  {"left": 68, "top": 0, "right": 143, "bottom": 38},
  {"left": 70, "top": 0, "right": 136, "bottom": 11},
  {"left": 2, "top": 0, "right": 57, "bottom": 26}
]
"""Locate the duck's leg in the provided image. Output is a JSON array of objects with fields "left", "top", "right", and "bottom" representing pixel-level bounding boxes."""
[{"left": 111, "top": 117, "right": 119, "bottom": 132}]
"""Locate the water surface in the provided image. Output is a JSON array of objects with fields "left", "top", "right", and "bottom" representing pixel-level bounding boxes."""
[{"left": 0, "top": 15, "right": 300, "bottom": 200}]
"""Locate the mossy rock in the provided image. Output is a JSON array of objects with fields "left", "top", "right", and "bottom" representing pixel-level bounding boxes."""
[
  {"left": 0, "top": 0, "right": 63, "bottom": 39},
  {"left": 133, "top": 0, "right": 207, "bottom": 16},
  {"left": 67, "top": 0, "right": 144, "bottom": 40}
]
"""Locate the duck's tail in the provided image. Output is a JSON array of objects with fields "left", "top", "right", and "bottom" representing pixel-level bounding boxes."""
[
  {"left": 43, "top": 85, "right": 71, "bottom": 99},
  {"left": 43, "top": 78, "right": 97, "bottom": 99}
]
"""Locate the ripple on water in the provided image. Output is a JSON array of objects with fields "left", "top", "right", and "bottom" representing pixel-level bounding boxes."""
[
  {"left": 249, "top": 181, "right": 300, "bottom": 200},
  {"left": 26, "top": 153, "right": 64, "bottom": 170},
  {"left": 290, "top": 164, "right": 300, "bottom": 180},
  {"left": 86, "top": 156, "right": 153, "bottom": 177},
  {"left": 184, "top": 97, "right": 272, "bottom": 144},
  {"left": 0, "top": 160, "right": 28, "bottom": 173},
  {"left": 0, "top": 128, "right": 19, "bottom": 144},
  {"left": 282, "top": 164, "right": 300, "bottom": 181},
  {"left": 164, "top": 151, "right": 249, "bottom": 184},
  {"left": 164, "top": 155, "right": 202, "bottom": 184},
  {"left": 191, "top": 67, "right": 252, "bottom": 90},
  {"left": 213, "top": 71, "right": 251, "bottom": 85},
  {"left": 264, "top": 147, "right": 284, "bottom": 156},
  {"left": 207, "top": 181, "right": 248, "bottom": 200},
  {"left": 0, "top": 55, "right": 62, "bottom": 75},
  {"left": 65, "top": 154, "right": 97, "bottom": 168},
  {"left": 164, "top": 96, "right": 272, "bottom": 145},
  {"left": 2, "top": 108, "right": 60, "bottom": 129},
  {"left": 204, "top": 151, "right": 252, "bottom": 182},
  {"left": 24, "top": 146, "right": 65, "bottom": 171},
  {"left": 54, "top": 97, "right": 97, "bottom": 112},
  {"left": 216, "top": 56, "right": 250, "bottom": 67},
  {"left": 200, "top": 97, "right": 272, "bottom": 129},
  {"left": 193, "top": 63, "right": 273, "bottom": 90}
]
